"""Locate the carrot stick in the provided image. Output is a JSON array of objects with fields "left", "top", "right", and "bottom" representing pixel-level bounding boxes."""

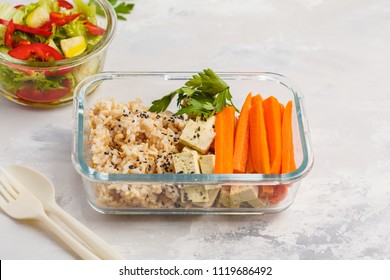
[
  {"left": 246, "top": 144, "right": 255, "bottom": 173},
  {"left": 281, "top": 101, "right": 296, "bottom": 173},
  {"left": 214, "top": 106, "right": 236, "bottom": 173},
  {"left": 263, "top": 96, "right": 282, "bottom": 174},
  {"left": 269, "top": 185, "right": 288, "bottom": 204},
  {"left": 279, "top": 102, "right": 284, "bottom": 122},
  {"left": 259, "top": 186, "right": 274, "bottom": 197},
  {"left": 249, "top": 94, "right": 270, "bottom": 174},
  {"left": 268, "top": 101, "right": 296, "bottom": 205},
  {"left": 233, "top": 93, "right": 252, "bottom": 173}
]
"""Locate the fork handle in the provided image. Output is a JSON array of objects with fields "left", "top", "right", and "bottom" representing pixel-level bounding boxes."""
[
  {"left": 38, "top": 213, "right": 100, "bottom": 260},
  {"left": 49, "top": 204, "right": 124, "bottom": 260}
]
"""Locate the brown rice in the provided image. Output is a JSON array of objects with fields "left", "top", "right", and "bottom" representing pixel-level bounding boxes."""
[{"left": 88, "top": 98, "right": 187, "bottom": 208}]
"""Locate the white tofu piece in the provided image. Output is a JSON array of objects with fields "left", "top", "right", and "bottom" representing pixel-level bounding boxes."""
[
  {"left": 198, "top": 154, "right": 218, "bottom": 190},
  {"left": 181, "top": 185, "right": 209, "bottom": 203},
  {"left": 193, "top": 188, "right": 221, "bottom": 208},
  {"left": 247, "top": 197, "right": 267, "bottom": 208},
  {"left": 173, "top": 151, "right": 200, "bottom": 174},
  {"left": 179, "top": 116, "right": 216, "bottom": 154},
  {"left": 182, "top": 146, "right": 197, "bottom": 153},
  {"left": 230, "top": 186, "right": 259, "bottom": 205},
  {"left": 198, "top": 154, "right": 215, "bottom": 174},
  {"left": 217, "top": 186, "right": 240, "bottom": 208}
]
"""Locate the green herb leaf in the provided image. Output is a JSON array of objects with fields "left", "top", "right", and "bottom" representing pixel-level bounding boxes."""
[
  {"left": 149, "top": 89, "right": 180, "bottom": 113},
  {"left": 94, "top": 0, "right": 134, "bottom": 21},
  {"left": 149, "top": 69, "right": 238, "bottom": 118}
]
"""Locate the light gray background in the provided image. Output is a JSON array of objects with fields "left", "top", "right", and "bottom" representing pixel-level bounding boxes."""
[{"left": 1, "top": 0, "right": 389, "bottom": 259}]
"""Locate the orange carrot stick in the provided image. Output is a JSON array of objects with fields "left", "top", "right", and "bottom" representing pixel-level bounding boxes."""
[
  {"left": 246, "top": 144, "right": 255, "bottom": 173},
  {"left": 279, "top": 102, "right": 284, "bottom": 122},
  {"left": 214, "top": 106, "right": 236, "bottom": 173},
  {"left": 249, "top": 94, "right": 270, "bottom": 174},
  {"left": 281, "top": 101, "right": 296, "bottom": 173},
  {"left": 233, "top": 93, "right": 252, "bottom": 173},
  {"left": 268, "top": 101, "right": 296, "bottom": 205},
  {"left": 259, "top": 186, "right": 274, "bottom": 197},
  {"left": 263, "top": 96, "right": 282, "bottom": 174},
  {"left": 269, "top": 185, "right": 288, "bottom": 204}
]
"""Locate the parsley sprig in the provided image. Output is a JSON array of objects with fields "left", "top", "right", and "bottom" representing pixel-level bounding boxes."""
[
  {"left": 94, "top": 0, "right": 135, "bottom": 21},
  {"left": 149, "top": 69, "right": 238, "bottom": 118}
]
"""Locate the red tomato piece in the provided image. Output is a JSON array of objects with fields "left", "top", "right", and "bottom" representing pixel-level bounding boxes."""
[
  {"left": 16, "top": 78, "right": 72, "bottom": 103},
  {"left": 8, "top": 43, "right": 63, "bottom": 61},
  {"left": 84, "top": 21, "right": 105, "bottom": 35}
]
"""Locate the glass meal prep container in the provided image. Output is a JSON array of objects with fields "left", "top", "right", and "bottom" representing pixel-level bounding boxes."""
[{"left": 72, "top": 71, "right": 314, "bottom": 214}]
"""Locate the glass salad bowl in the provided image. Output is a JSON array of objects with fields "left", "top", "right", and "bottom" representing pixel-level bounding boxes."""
[
  {"left": 0, "top": 0, "right": 116, "bottom": 107},
  {"left": 72, "top": 71, "right": 314, "bottom": 215}
]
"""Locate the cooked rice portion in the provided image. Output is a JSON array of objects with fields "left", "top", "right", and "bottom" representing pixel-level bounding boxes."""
[
  {"left": 96, "top": 183, "right": 182, "bottom": 208},
  {"left": 89, "top": 98, "right": 186, "bottom": 174},
  {"left": 88, "top": 98, "right": 187, "bottom": 208}
]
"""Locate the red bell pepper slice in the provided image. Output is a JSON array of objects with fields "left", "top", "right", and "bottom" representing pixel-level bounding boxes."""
[
  {"left": 84, "top": 21, "right": 105, "bottom": 35},
  {"left": 58, "top": 0, "right": 73, "bottom": 9},
  {"left": 16, "top": 78, "right": 72, "bottom": 103},
  {"left": 8, "top": 43, "right": 63, "bottom": 61},
  {"left": 12, "top": 36, "right": 31, "bottom": 47},
  {"left": 0, "top": 18, "right": 52, "bottom": 36},
  {"left": 4, "top": 19, "right": 15, "bottom": 47},
  {"left": 14, "top": 5, "right": 24, "bottom": 9},
  {"left": 40, "top": 12, "right": 82, "bottom": 30}
]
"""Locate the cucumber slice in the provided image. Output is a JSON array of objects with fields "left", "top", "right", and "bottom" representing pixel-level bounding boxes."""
[
  {"left": 72, "top": 57, "right": 100, "bottom": 83},
  {"left": 60, "top": 36, "right": 87, "bottom": 58},
  {"left": 25, "top": 5, "right": 50, "bottom": 28},
  {"left": 47, "top": 38, "right": 62, "bottom": 54}
]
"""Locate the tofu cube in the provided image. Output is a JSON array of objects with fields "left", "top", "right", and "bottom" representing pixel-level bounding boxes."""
[
  {"left": 193, "top": 187, "right": 221, "bottom": 208},
  {"left": 230, "top": 186, "right": 259, "bottom": 205},
  {"left": 247, "top": 197, "right": 267, "bottom": 208},
  {"left": 181, "top": 185, "right": 209, "bottom": 203},
  {"left": 217, "top": 186, "right": 240, "bottom": 208},
  {"left": 198, "top": 154, "right": 215, "bottom": 174},
  {"left": 173, "top": 151, "right": 200, "bottom": 174},
  {"left": 179, "top": 116, "right": 216, "bottom": 154},
  {"left": 182, "top": 146, "right": 197, "bottom": 153}
]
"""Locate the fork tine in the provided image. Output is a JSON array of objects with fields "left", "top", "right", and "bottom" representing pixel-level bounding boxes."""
[
  {"left": 0, "top": 169, "right": 19, "bottom": 199},
  {"left": 0, "top": 174, "right": 14, "bottom": 203},
  {"left": 0, "top": 168, "right": 21, "bottom": 195}
]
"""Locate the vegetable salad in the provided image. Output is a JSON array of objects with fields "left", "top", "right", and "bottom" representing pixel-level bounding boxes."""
[{"left": 0, "top": 0, "right": 110, "bottom": 105}]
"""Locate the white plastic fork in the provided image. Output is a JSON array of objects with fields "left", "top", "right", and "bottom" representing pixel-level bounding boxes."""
[{"left": 0, "top": 171, "right": 100, "bottom": 260}]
